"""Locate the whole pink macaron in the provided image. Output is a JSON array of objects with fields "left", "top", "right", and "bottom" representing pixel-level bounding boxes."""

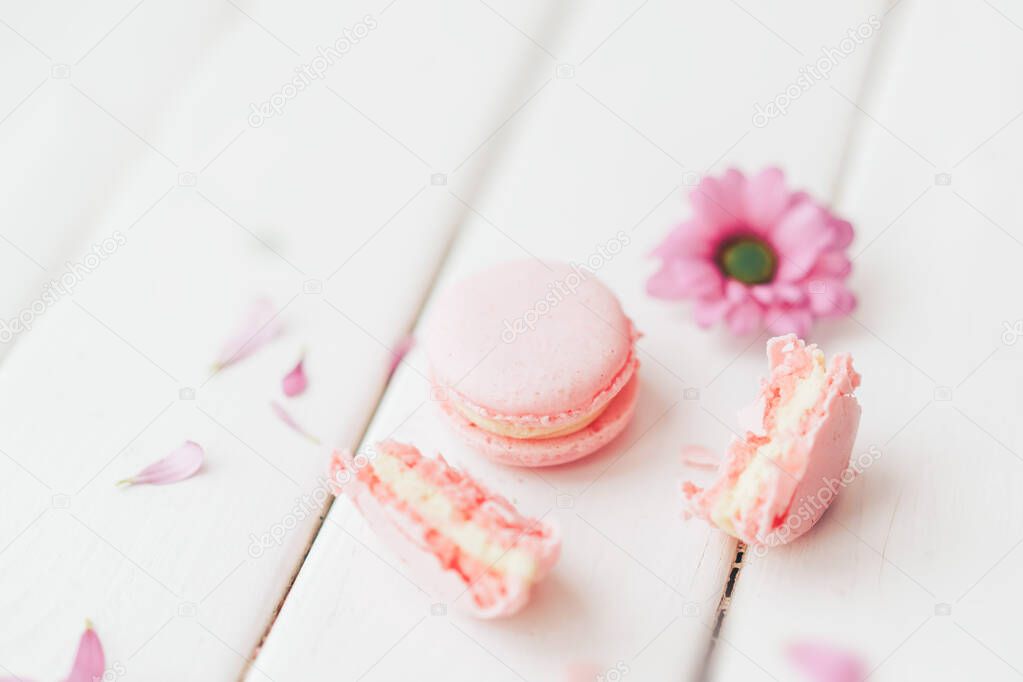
[{"left": 425, "top": 259, "right": 640, "bottom": 467}]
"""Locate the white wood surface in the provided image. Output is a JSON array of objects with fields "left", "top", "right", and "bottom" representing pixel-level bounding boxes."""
[
  {"left": 0, "top": 1, "right": 552, "bottom": 679},
  {"left": 0, "top": 2, "right": 210, "bottom": 361},
  {"left": 711, "top": 1, "right": 1023, "bottom": 680},
  {"left": 2, "top": 1, "right": 1020, "bottom": 680},
  {"left": 251, "top": 1, "right": 892, "bottom": 680}
]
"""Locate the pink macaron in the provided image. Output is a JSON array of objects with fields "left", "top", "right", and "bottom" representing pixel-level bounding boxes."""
[
  {"left": 682, "top": 334, "right": 862, "bottom": 547},
  {"left": 425, "top": 259, "right": 640, "bottom": 467}
]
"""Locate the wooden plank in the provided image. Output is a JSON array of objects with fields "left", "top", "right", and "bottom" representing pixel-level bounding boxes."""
[
  {"left": 253, "top": 2, "right": 890, "bottom": 679},
  {"left": 709, "top": 1, "right": 1023, "bottom": 679},
  {"left": 0, "top": 1, "right": 549, "bottom": 679},
  {"left": 0, "top": 2, "right": 215, "bottom": 361}
]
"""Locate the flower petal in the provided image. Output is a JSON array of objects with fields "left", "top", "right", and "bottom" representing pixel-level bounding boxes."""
[
  {"left": 771, "top": 201, "right": 835, "bottom": 282},
  {"left": 831, "top": 217, "right": 854, "bottom": 249},
  {"left": 807, "top": 280, "right": 857, "bottom": 317},
  {"left": 744, "top": 167, "right": 791, "bottom": 231},
  {"left": 774, "top": 282, "right": 806, "bottom": 304},
  {"left": 282, "top": 355, "right": 308, "bottom": 397},
  {"left": 725, "top": 299, "right": 763, "bottom": 335},
  {"left": 752, "top": 283, "right": 804, "bottom": 306},
  {"left": 680, "top": 444, "right": 719, "bottom": 469},
  {"left": 652, "top": 167, "right": 856, "bottom": 337},
  {"left": 388, "top": 334, "right": 415, "bottom": 379},
  {"left": 65, "top": 621, "right": 105, "bottom": 682},
  {"left": 214, "top": 298, "right": 283, "bottom": 370},
  {"left": 647, "top": 259, "right": 722, "bottom": 300},
  {"left": 690, "top": 173, "right": 744, "bottom": 230},
  {"left": 651, "top": 221, "right": 719, "bottom": 260},
  {"left": 725, "top": 279, "right": 750, "bottom": 303},
  {"left": 692, "top": 297, "right": 730, "bottom": 328},
  {"left": 750, "top": 284, "right": 775, "bottom": 305},
  {"left": 766, "top": 305, "right": 813, "bottom": 337},
  {"left": 564, "top": 663, "right": 604, "bottom": 682},
  {"left": 809, "top": 250, "right": 852, "bottom": 279},
  {"left": 719, "top": 168, "right": 748, "bottom": 207},
  {"left": 787, "top": 641, "right": 864, "bottom": 682},
  {"left": 118, "top": 441, "right": 204, "bottom": 486},
  {"left": 271, "top": 401, "right": 321, "bottom": 444}
]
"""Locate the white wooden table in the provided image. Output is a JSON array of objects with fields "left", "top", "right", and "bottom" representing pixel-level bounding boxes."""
[{"left": 1, "top": 1, "right": 1021, "bottom": 679}]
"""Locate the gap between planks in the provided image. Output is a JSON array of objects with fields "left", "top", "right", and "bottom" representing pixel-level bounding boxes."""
[
  {"left": 233, "top": 0, "right": 895, "bottom": 673},
  {"left": 235, "top": 5, "right": 574, "bottom": 679},
  {"left": 698, "top": 5, "right": 909, "bottom": 678},
  {"left": 237, "top": 199, "right": 462, "bottom": 682},
  {"left": 695, "top": 541, "right": 746, "bottom": 682},
  {"left": 828, "top": 0, "right": 914, "bottom": 208}
]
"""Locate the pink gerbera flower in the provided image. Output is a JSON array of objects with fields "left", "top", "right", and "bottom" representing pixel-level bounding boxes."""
[{"left": 648, "top": 167, "right": 855, "bottom": 337}]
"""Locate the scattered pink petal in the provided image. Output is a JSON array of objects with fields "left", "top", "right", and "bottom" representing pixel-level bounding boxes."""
[
  {"left": 214, "top": 297, "right": 283, "bottom": 370},
  {"left": 65, "top": 621, "right": 105, "bottom": 682},
  {"left": 788, "top": 641, "right": 865, "bottom": 682},
  {"left": 271, "top": 401, "right": 321, "bottom": 444},
  {"left": 118, "top": 441, "right": 204, "bottom": 487},
  {"left": 564, "top": 663, "right": 603, "bottom": 682},
  {"left": 2, "top": 621, "right": 103, "bottom": 682},
  {"left": 387, "top": 334, "right": 414, "bottom": 379},
  {"left": 282, "top": 354, "right": 308, "bottom": 397},
  {"left": 680, "top": 444, "right": 719, "bottom": 469},
  {"left": 680, "top": 481, "right": 701, "bottom": 520}
]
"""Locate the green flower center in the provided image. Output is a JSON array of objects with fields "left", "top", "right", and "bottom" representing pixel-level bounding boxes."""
[{"left": 717, "top": 236, "right": 776, "bottom": 285}]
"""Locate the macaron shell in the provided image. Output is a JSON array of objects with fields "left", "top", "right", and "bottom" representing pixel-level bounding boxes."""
[
  {"left": 682, "top": 336, "right": 861, "bottom": 546},
  {"left": 342, "top": 475, "right": 532, "bottom": 618},
  {"left": 767, "top": 391, "right": 861, "bottom": 544},
  {"left": 329, "top": 447, "right": 561, "bottom": 619},
  {"left": 439, "top": 373, "right": 640, "bottom": 467},
  {"left": 752, "top": 348, "right": 861, "bottom": 544},
  {"left": 425, "top": 259, "right": 636, "bottom": 423},
  {"left": 724, "top": 387, "right": 860, "bottom": 546}
]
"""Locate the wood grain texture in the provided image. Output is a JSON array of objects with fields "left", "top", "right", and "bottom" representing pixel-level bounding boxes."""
[
  {"left": 251, "top": 1, "right": 891, "bottom": 679},
  {"left": 6, "top": 0, "right": 1011, "bottom": 680},
  {"left": 0, "top": 1, "right": 550, "bottom": 679},
  {"left": 0, "top": 2, "right": 217, "bottom": 361},
  {"left": 709, "top": 1, "right": 1023, "bottom": 679}
]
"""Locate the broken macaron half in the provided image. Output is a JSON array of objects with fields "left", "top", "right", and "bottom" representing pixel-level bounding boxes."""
[
  {"left": 329, "top": 440, "right": 560, "bottom": 618},
  {"left": 683, "top": 334, "right": 862, "bottom": 547}
]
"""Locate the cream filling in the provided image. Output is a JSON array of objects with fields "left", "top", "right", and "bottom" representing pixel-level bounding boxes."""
[
  {"left": 453, "top": 400, "right": 608, "bottom": 439},
  {"left": 711, "top": 349, "right": 827, "bottom": 535},
  {"left": 372, "top": 452, "right": 537, "bottom": 580}
]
